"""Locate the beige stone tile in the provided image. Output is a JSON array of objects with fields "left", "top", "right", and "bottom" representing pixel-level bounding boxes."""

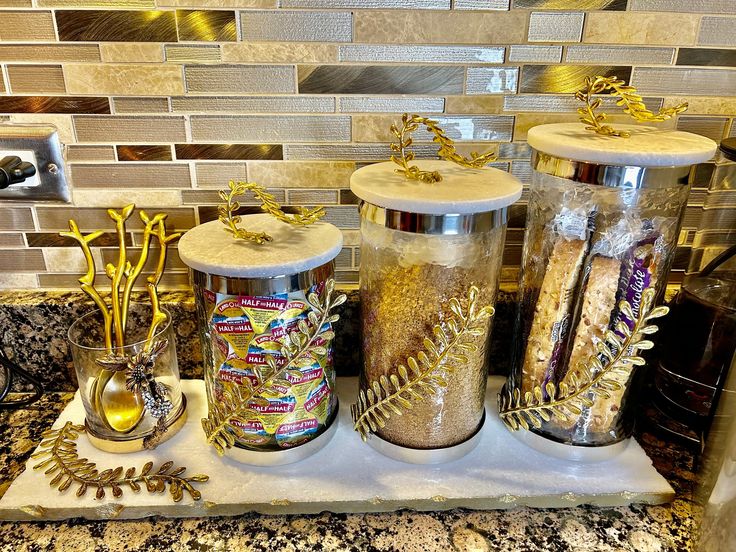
[
  {"left": 513, "top": 112, "right": 641, "bottom": 141},
  {"left": 222, "top": 43, "right": 337, "bottom": 63},
  {"left": 0, "top": 273, "right": 38, "bottom": 290},
  {"left": 72, "top": 189, "right": 183, "bottom": 207},
  {"left": 8, "top": 114, "right": 75, "bottom": 143},
  {"left": 445, "top": 96, "right": 504, "bottom": 114},
  {"left": 65, "top": 64, "right": 183, "bottom": 96},
  {"left": 42, "top": 247, "right": 103, "bottom": 273},
  {"left": 0, "top": 10, "right": 55, "bottom": 41},
  {"left": 663, "top": 96, "right": 736, "bottom": 115},
  {"left": 69, "top": 163, "right": 191, "bottom": 189},
  {"left": 341, "top": 229, "right": 360, "bottom": 247},
  {"left": 246, "top": 161, "right": 354, "bottom": 189},
  {"left": 99, "top": 43, "right": 164, "bottom": 63},
  {"left": 354, "top": 10, "right": 526, "bottom": 44},
  {"left": 584, "top": 13, "right": 699, "bottom": 46},
  {"left": 7, "top": 65, "right": 65, "bottom": 94}
]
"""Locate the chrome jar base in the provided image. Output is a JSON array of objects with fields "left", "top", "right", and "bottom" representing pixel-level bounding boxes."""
[{"left": 511, "top": 427, "right": 630, "bottom": 463}]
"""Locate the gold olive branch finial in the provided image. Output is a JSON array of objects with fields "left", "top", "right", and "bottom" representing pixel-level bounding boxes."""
[
  {"left": 60, "top": 204, "right": 180, "bottom": 353},
  {"left": 389, "top": 113, "right": 497, "bottom": 183},
  {"left": 575, "top": 76, "right": 688, "bottom": 138},
  {"left": 218, "top": 180, "right": 325, "bottom": 244}
]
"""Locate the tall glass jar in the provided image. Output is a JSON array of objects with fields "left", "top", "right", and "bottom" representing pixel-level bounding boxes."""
[
  {"left": 351, "top": 160, "right": 522, "bottom": 463},
  {"left": 507, "top": 123, "right": 717, "bottom": 460},
  {"left": 179, "top": 215, "right": 344, "bottom": 466}
]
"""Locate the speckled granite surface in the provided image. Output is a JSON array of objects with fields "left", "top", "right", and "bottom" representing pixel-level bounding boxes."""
[{"left": 0, "top": 391, "right": 699, "bottom": 551}]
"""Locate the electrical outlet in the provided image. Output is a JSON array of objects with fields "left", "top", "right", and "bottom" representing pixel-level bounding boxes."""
[{"left": 0, "top": 124, "right": 70, "bottom": 203}]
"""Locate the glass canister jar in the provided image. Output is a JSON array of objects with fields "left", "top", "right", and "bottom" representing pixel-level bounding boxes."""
[
  {"left": 506, "top": 123, "right": 717, "bottom": 460},
  {"left": 350, "top": 160, "right": 523, "bottom": 463},
  {"left": 179, "top": 214, "right": 344, "bottom": 466}
]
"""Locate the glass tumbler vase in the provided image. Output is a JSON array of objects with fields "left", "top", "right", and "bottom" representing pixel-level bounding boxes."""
[{"left": 67, "top": 307, "right": 186, "bottom": 453}]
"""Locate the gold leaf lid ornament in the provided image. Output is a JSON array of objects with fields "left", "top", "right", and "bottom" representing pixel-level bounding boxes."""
[
  {"left": 390, "top": 113, "right": 497, "bottom": 183},
  {"left": 219, "top": 180, "right": 325, "bottom": 244},
  {"left": 575, "top": 75, "right": 688, "bottom": 138}
]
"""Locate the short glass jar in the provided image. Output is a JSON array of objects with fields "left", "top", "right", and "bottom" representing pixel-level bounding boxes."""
[
  {"left": 179, "top": 215, "right": 344, "bottom": 465},
  {"left": 507, "top": 123, "right": 717, "bottom": 459}
]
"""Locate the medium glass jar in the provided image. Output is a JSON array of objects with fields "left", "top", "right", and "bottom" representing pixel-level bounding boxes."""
[
  {"left": 179, "top": 215, "right": 343, "bottom": 465},
  {"left": 351, "top": 160, "right": 522, "bottom": 463},
  {"left": 508, "top": 123, "right": 717, "bottom": 459}
]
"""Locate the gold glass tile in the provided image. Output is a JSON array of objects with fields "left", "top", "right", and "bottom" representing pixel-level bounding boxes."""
[
  {"left": 519, "top": 65, "right": 631, "bottom": 93},
  {"left": 339, "top": 189, "right": 359, "bottom": 205},
  {"left": 100, "top": 43, "right": 164, "bottom": 63},
  {"left": 69, "top": 163, "right": 191, "bottom": 189},
  {"left": 113, "top": 97, "right": 170, "bottom": 114},
  {"left": 0, "top": 11, "right": 55, "bottom": 41},
  {"left": 74, "top": 115, "right": 187, "bottom": 143},
  {"left": 36, "top": 207, "right": 195, "bottom": 231},
  {"left": 65, "top": 64, "right": 184, "bottom": 96},
  {"left": 513, "top": 0, "right": 625, "bottom": 7},
  {"left": 117, "top": 145, "right": 173, "bottom": 162},
  {"left": 0, "top": 207, "right": 34, "bottom": 231},
  {"left": 165, "top": 45, "right": 221, "bottom": 62},
  {"left": 27, "top": 231, "right": 130, "bottom": 247},
  {"left": 175, "top": 144, "right": 282, "bottom": 160},
  {"left": 0, "top": 233, "right": 24, "bottom": 247},
  {"left": 7, "top": 65, "right": 65, "bottom": 94},
  {"left": 222, "top": 43, "right": 338, "bottom": 64},
  {"left": 176, "top": 10, "right": 236, "bottom": 42},
  {"left": 56, "top": 10, "right": 177, "bottom": 42},
  {"left": 0, "top": 44, "right": 100, "bottom": 62},
  {"left": 298, "top": 65, "right": 464, "bottom": 95},
  {"left": 194, "top": 162, "right": 247, "bottom": 188},
  {"left": 185, "top": 65, "right": 295, "bottom": 94},
  {"left": 354, "top": 10, "right": 526, "bottom": 44},
  {"left": 0, "top": 250, "right": 45, "bottom": 272},
  {"left": 0, "top": 96, "right": 110, "bottom": 114},
  {"left": 584, "top": 12, "right": 700, "bottom": 46},
  {"left": 246, "top": 161, "right": 355, "bottom": 189}
]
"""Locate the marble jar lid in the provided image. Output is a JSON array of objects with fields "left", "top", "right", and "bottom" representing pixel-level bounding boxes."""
[
  {"left": 350, "top": 160, "right": 523, "bottom": 215},
  {"left": 527, "top": 123, "right": 717, "bottom": 167},
  {"left": 178, "top": 216, "right": 343, "bottom": 278}
]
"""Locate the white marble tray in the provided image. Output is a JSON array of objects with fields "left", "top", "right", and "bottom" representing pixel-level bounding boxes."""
[{"left": 0, "top": 378, "right": 674, "bottom": 521}]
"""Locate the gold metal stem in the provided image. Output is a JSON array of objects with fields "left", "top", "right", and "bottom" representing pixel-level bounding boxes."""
[
  {"left": 144, "top": 219, "right": 181, "bottom": 349},
  {"left": 106, "top": 205, "right": 135, "bottom": 350}
]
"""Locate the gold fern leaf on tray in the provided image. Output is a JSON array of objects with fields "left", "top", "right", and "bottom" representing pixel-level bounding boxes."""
[
  {"left": 32, "top": 422, "right": 208, "bottom": 502},
  {"left": 498, "top": 288, "right": 668, "bottom": 432},
  {"left": 201, "top": 279, "right": 346, "bottom": 456},
  {"left": 351, "top": 286, "right": 494, "bottom": 442}
]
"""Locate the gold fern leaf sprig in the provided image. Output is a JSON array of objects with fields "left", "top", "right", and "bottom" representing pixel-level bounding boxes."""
[
  {"left": 351, "top": 286, "right": 494, "bottom": 442},
  {"left": 201, "top": 279, "right": 346, "bottom": 455},
  {"left": 575, "top": 75, "right": 688, "bottom": 138},
  {"left": 390, "top": 114, "right": 497, "bottom": 183},
  {"left": 218, "top": 180, "right": 326, "bottom": 244},
  {"left": 32, "top": 422, "right": 208, "bottom": 502},
  {"left": 498, "top": 288, "right": 668, "bottom": 431}
]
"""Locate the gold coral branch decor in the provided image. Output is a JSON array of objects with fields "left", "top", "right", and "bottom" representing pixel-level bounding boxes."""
[
  {"left": 219, "top": 180, "right": 326, "bottom": 244},
  {"left": 61, "top": 205, "right": 184, "bottom": 449},
  {"left": 575, "top": 75, "right": 688, "bottom": 138},
  {"left": 201, "top": 279, "right": 346, "bottom": 455},
  {"left": 32, "top": 422, "right": 208, "bottom": 502},
  {"left": 351, "top": 286, "right": 495, "bottom": 442},
  {"left": 390, "top": 113, "right": 497, "bottom": 183},
  {"left": 498, "top": 288, "right": 668, "bottom": 432}
]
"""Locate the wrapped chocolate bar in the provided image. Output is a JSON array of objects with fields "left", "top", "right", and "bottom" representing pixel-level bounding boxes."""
[
  {"left": 179, "top": 182, "right": 346, "bottom": 466},
  {"left": 500, "top": 121, "right": 716, "bottom": 461}
]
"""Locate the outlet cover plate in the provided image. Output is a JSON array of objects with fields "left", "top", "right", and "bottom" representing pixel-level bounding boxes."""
[{"left": 0, "top": 124, "right": 70, "bottom": 203}]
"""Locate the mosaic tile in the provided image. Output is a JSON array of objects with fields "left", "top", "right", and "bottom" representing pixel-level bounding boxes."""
[{"left": 298, "top": 65, "right": 464, "bottom": 95}]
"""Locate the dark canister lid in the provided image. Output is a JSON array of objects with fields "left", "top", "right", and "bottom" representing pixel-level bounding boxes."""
[{"left": 719, "top": 137, "right": 736, "bottom": 162}]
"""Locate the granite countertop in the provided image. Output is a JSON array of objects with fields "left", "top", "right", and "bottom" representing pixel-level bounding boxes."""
[{"left": 0, "top": 392, "right": 699, "bottom": 552}]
